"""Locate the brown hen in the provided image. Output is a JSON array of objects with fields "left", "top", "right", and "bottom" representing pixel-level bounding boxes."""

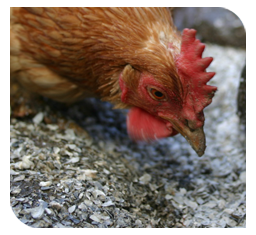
[{"left": 10, "top": 7, "right": 217, "bottom": 156}]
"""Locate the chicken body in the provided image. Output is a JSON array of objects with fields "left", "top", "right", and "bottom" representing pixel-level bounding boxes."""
[
  {"left": 11, "top": 7, "right": 181, "bottom": 103},
  {"left": 10, "top": 7, "right": 216, "bottom": 156}
]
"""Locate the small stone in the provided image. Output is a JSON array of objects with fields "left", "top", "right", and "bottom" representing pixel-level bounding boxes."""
[
  {"left": 239, "top": 171, "right": 246, "bottom": 183},
  {"left": 139, "top": 173, "right": 152, "bottom": 185},
  {"left": 70, "top": 217, "right": 80, "bottom": 224},
  {"left": 78, "top": 203, "right": 87, "bottom": 210},
  {"left": 53, "top": 147, "right": 60, "bottom": 154},
  {"left": 15, "top": 155, "right": 34, "bottom": 169},
  {"left": 201, "top": 218, "right": 210, "bottom": 226},
  {"left": 45, "top": 208, "right": 52, "bottom": 215},
  {"left": 11, "top": 186, "right": 21, "bottom": 194},
  {"left": 165, "top": 194, "right": 173, "bottom": 200},
  {"left": 102, "top": 200, "right": 115, "bottom": 207},
  {"left": 223, "top": 216, "right": 237, "bottom": 227},
  {"left": 135, "top": 219, "right": 142, "bottom": 226},
  {"left": 33, "top": 112, "right": 44, "bottom": 124},
  {"left": 41, "top": 186, "right": 52, "bottom": 191},
  {"left": 65, "top": 129, "right": 76, "bottom": 139},
  {"left": 39, "top": 181, "right": 52, "bottom": 187},
  {"left": 46, "top": 124, "right": 59, "bottom": 131},
  {"left": 103, "top": 168, "right": 110, "bottom": 175},
  {"left": 196, "top": 197, "right": 204, "bottom": 205},
  {"left": 184, "top": 198, "right": 198, "bottom": 210},
  {"left": 224, "top": 208, "right": 234, "bottom": 214},
  {"left": 78, "top": 192, "right": 84, "bottom": 199},
  {"left": 77, "top": 169, "right": 97, "bottom": 180},
  {"left": 179, "top": 188, "right": 187, "bottom": 195},
  {"left": 149, "top": 183, "right": 158, "bottom": 191},
  {"left": 55, "top": 223, "right": 67, "bottom": 228},
  {"left": 92, "top": 189, "right": 106, "bottom": 199},
  {"left": 183, "top": 219, "right": 192, "bottom": 227},
  {"left": 10, "top": 169, "right": 20, "bottom": 175},
  {"left": 218, "top": 199, "right": 226, "bottom": 209},
  {"left": 84, "top": 200, "right": 93, "bottom": 207},
  {"left": 13, "top": 174, "right": 25, "bottom": 182},
  {"left": 26, "top": 200, "right": 46, "bottom": 219},
  {"left": 203, "top": 201, "right": 217, "bottom": 209},
  {"left": 50, "top": 201, "right": 62, "bottom": 211},
  {"left": 66, "top": 157, "right": 80, "bottom": 164},
  {"left": 90, "top": 213, "right": 101, "bottom": 223},
  {"left": 68, "top": 205, "right": 76, "bottom": 213}
]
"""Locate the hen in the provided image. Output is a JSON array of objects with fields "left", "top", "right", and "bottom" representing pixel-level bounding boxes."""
[{"left": 10, "top": 7, "right": 217, "bottom": 156}]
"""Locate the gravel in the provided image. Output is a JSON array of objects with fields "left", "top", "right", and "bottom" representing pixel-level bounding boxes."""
[{"left": 10, "top": 44, "right": 245, "bottom": 228}]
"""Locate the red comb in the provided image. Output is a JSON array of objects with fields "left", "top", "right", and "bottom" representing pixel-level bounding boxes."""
[{"left": 176, "top": 28, "right": 217, "bottom": 129}]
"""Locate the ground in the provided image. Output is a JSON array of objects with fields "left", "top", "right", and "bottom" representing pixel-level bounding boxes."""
[{"left": 10, "top": 44, "right": 246, "bottom": 228}]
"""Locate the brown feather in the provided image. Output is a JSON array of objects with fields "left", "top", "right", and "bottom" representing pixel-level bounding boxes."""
[{"left": 10, "top": 7, "right": 182, "bottom": 106}]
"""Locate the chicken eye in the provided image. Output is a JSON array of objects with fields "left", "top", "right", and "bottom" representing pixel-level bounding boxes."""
[{"left": 149, "top": 88, "right": 166, "bottom": 100}]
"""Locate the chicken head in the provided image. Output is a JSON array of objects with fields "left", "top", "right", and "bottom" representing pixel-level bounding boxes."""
[{"left": 119, "top": 29, "right": 217, "bottom": 157}]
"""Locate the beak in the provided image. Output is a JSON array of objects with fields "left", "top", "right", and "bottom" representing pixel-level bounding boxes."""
[{"left": 163, "top": 117, "right": 206, "bottom": 157}]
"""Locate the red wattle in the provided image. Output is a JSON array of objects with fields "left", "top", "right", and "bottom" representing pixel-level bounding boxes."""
[{"left": 126, "top": 107, "right": 175, "bottom": 142}]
